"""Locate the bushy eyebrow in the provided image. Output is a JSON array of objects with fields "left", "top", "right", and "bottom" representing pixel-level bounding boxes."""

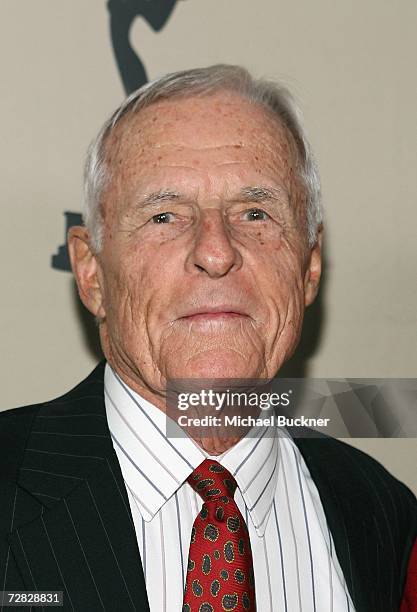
[
  {"left": 238, "top": 186, "right": 287, "bottom": 203},
  {"left": 139, "top": 190, "right": 180, "bottom": 207}
]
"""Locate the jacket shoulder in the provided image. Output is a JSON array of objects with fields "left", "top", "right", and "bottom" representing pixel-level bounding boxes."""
[
  {"left": 1, "top": 361, "right": 105, "bottom": 415},
  {"left": 0, "top": 361, "right": 106, "bottom": 479},
  {"left": 0, "top": 404, "right": 40, "bottom": 479},
  {"left": 295, "top": 434, "right": 417, "bottom": 523},
  {"left": 326, "top": 436, "right": 415, "bottom": 499}
]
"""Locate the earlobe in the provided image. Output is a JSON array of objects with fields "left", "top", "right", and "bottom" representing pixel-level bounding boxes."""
[
  {"left": 304, "top": 226, "right": 323, "bottom": 307},
  {"left": 67, "top": 226, "right": 106, "bottom": 319}
]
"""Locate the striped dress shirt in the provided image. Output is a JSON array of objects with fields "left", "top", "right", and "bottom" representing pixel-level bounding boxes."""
[{"left": 104, "top": 364, "right": 356, "bottom": 612}]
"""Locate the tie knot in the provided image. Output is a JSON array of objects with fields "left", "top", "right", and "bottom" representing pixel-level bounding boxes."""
[{"left": 187, "top": 459, "right": 237, "bottom": 502}]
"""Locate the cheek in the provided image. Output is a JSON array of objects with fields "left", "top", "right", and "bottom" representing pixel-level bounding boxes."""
[
  {"left": 102, "top": 240, "right": 173, "bottom": 331},
  {"left": 99, "top": 249, "right": 142, "bottom": 322},
  {"left": 255, "top": 236, "right": 305, "bottom": 297},
  {"left": 256, "top": 248, "right": 306, "bottom": 342}
]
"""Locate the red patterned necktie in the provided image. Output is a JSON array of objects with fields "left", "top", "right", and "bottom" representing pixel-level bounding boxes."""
[{"left": 182, "top": 459, "right": 256, "bottom": 612}]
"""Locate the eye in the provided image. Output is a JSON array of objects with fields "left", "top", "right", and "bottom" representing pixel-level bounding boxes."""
[
  {"left": 151, "top": 212, "right": 174, "bottom": 224},
  {"left": 243, "top": 208, "right": 269, "bottom": 221}
]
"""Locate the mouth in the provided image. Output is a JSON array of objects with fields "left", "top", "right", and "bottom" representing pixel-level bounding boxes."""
[
  {"left": 182, "top": 312, "right": 246, "bottom": 322},
  {"left": 179, "top": 306, "right": 249, "bottom": 322}
]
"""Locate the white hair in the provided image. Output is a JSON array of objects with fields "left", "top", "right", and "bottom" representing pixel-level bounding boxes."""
[{"left": 83, "top": 64, "right": 322, "bottom": 251}]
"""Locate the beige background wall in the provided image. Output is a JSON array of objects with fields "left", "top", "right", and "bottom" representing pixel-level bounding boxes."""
[{"left": 1, "top": 1, "right": 416, "bottom": 491}]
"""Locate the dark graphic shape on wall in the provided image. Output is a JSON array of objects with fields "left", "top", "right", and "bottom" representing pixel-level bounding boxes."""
[
  {"left": 51, "top": 212, "right": 83, "bottom": 271},
  {"left": 108, "top": 0, "right": 179, "bottom": 94},
  {"left": 52, "top": 0, "right": 180, "bottom": 271}
]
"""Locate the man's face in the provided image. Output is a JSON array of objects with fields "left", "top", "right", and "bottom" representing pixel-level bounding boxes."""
[{"left": 72, "top": 91, "right": 321, "bottom": 397}]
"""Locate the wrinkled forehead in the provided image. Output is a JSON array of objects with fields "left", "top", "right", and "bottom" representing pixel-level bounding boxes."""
[{"left": 102, "top": 91, "right": 301, "bottom": 180}]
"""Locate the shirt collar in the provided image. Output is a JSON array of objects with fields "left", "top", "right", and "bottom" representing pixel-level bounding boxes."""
[{"left": 104, "top": 363, "right": 279, "bottom": 535}]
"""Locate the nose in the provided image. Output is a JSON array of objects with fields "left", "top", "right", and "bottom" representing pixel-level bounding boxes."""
[{"left": 185, "top": 208, "right": 243, "bottom": 278}]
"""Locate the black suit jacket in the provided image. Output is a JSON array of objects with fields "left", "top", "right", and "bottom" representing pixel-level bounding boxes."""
[{"left": 1, "top": 362, "right": 416, "bottom": 611}]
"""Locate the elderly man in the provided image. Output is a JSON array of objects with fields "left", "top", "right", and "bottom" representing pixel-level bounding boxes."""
[{"left": 1, "top": 65, "right": 416, "bottom": 612}]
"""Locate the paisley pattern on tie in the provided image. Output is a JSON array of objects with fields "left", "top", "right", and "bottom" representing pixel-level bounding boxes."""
[{"left": 183, "top": 459, "right": 256, "bottom": 611}]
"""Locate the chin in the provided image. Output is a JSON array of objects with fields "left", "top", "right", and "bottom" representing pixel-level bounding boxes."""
[{"left": 170, "top": 350, "right": 263, "bottom": 381}]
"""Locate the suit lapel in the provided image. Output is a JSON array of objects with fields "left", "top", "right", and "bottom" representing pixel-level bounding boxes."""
[{"left": 8, "top": 363, "right": 149, "bottom": 611}]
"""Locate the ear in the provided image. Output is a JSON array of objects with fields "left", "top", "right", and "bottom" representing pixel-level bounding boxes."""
[
  {"left": 304, "top": 226, "right": 323, "bottom": 307},
  {"left": 67, "top": 226, "right": 106, "bottom": 319}
]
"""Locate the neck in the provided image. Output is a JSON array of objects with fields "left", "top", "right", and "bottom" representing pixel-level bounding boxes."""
[{"left": 103, "top": 352, "right": 244, "bottom": 456}]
